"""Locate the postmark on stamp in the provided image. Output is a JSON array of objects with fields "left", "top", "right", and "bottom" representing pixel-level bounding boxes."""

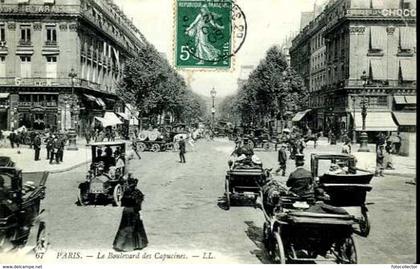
[{"left": 175, "top": 0, "right": 247, "bottom": 69}]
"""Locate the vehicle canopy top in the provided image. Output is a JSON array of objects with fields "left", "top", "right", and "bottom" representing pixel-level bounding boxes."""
[
  {"left": 311, "top": 153, "right": 355, "bottom": 160},
  {"left": 89, "top": 141, "right": 127, "bottom": 147}
]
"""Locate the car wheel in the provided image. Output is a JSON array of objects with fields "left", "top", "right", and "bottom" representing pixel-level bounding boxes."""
[
  {"left": 150, "top": 144, "right": 160, "bottom": 152},
  {"left": 77, "top": 188, "right": 89, "bottom": 206},
  {"left": 137, "top": 142, "right": 146, "bottom": 152},
  {"left": 113, "top": 184, "right": 123, "bottom": 207}
]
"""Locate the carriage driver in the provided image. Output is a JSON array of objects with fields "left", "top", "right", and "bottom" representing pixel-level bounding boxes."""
[{"left": 286, "top": 154, "right": 314, "bottom": 200}]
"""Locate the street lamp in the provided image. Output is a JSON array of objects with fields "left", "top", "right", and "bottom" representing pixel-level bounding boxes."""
[
  {"left": 352, "top": 96, "right": 356, "bottom": 144},
  {"left": 210, "top": 87, "right": 216, "bottom": 129},
  {"left": 67, "top": 68, "right": 78, "bottom": 150},
  {"left": 358, "top": 70, "right": 370, "bottom": 152}
]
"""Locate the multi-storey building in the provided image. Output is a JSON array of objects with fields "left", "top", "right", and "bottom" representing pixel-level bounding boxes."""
[
  {"left": 290, "top": 0, "right": 416, "bottom": 154},
  {"left": 0, "top": 0, "right": 146, "bottom": 133}
]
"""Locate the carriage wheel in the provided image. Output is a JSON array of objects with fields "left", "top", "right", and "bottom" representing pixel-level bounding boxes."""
[
  {"left": 150, "top": 144, "right": 161, "bottom": 152},
  {"left": 173, "top": 142, "right": 179, "bottom": 152},
  {"left": 137, "top": 142, "right": 146, "bottom": 152},
  {"left": 359, "top": 207, "right": 370, "bottom": 237},
  {"left": 225, "top": 179, "right": 230, "bottom": 210},
  {"left": 166, "top": 143, "right": 174, "bottom": 151},
  {"left": 336, "top": 236, "right": 357, "bottom": 264},
  {"left": 262, "top": 222, "right": 270, "bottom": 248},
  {"left": 272, "top": 231, "right": 286, "bottom": 264},
  {"left": 77, "top": 188, "right": 89, "bottom": 206},
  {"left": 113, "top": 184, "right": 123, "bottom": 207},
  {"left": 34, "top": 222, "right": 48, "bottom": 255}
]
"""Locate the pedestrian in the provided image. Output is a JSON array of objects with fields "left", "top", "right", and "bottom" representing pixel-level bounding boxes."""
[
  {"left": 58, "top": 135, "right": 65, "bottom": 162},
  {"left": 45, "top": 134, "right": 53, "bottom": 160},
  {"left": 341, "top": 139, "right": 351, "bottom": 154},
  {"left": 375, "top": 144, "right": 385, "bottom": 177},
  {"left": 15, "top": 131, "right": 21, "bottom": 148},
  {"left": 8, "top": 129, "right": 16, "bottom": 148},
  {"left": 376, "top": 132, "right": 386, "bottom": 151},
  {"left": 297, "top": 137, "right": 306, "bottom": 154},
  {"left": 33, "top": 132, "right": 41, "bottom": 161},
  {"left": 179, "top": 138, "right": 186, "bottom": 163},
  {"left": 384, "top": 141, "right": 394, "bottom": 170},
  {"left": 393, "top": 132, "right": 402, "bottom": 155},
  {"left": 85, "top": 129, "right": 92, "bottom": 145},
  {"left": 113, "top": 175, "right": 148, "bottom": 252},
  {"left": 275, "top": 144, "right": 287, "bottom": 176},
  {"left": 49, "top": 135, "right": 59, "bottom": 164}
]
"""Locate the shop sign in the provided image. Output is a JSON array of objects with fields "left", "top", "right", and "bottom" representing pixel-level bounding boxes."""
[
  {"left": 346, "top": 8, "right": 416, "bottom": 18},
  {"left": 0, "top": 5, "right": 70, "bottom": 14}
]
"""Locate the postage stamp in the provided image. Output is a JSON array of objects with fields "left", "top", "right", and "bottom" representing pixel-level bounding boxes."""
[{"left": 175, "top": 0, "right": 246, "bottom": 69}]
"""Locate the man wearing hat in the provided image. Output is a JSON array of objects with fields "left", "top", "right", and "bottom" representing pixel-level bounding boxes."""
[
  {"left": 275, "top": 144, "right": 287, "bottom": 176},
  {"left": 235, "top": 137, "right": 254, "bottom": 157},
  {"left": 286, "top": 154, "right": 314, "bottom": 199},
  {"left": 33, "top": 132, "right": 41, "bottom": 161}
]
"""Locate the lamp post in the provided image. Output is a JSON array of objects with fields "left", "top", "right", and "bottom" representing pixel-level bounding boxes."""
[
  {"left": 210, "top": 87, "right": 216, "bottom": 130},
  {"left": 352, "top": 96, "right": 356, "bottom": 144},
  {"left": 67, "top": 68, "right": 78, "bottom": 150},
  {"left": 358, "top": 70, "right": 370, "bottom": 152}
]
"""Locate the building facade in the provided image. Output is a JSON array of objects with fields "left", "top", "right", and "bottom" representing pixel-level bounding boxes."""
[
  {"left": 0, "top": 0, "right": 146, "bottom": 134},
  {"left": 290, "top": 0, "right": 416, "bottom": 147}
]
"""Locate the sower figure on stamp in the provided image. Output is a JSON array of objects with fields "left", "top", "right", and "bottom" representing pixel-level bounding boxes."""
[{"left": 113, "top": 175, "right": 148, "bottom": 252}]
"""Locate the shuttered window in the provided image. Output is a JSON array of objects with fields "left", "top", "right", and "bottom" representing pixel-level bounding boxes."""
[
  {"left": 370, "top": 59, "right": 387, "bottom": 80},
  {"left": 400, "top": 59, "right": 416, "bottom": 81},
  {"left": 399, "top": 27, "right": 416, "bottom": 50},
  {"left": 370, "top": 26, "right": 386, "bottom": 51}
]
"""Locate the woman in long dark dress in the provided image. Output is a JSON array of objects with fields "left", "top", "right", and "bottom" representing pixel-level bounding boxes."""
[{"left": 113, "top": 176, "right": 148, "bottom": 251}]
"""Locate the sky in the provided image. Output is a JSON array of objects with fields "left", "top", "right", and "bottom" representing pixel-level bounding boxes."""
[{"left": 115, "top": 0, "right": 323, "bottom": 98}]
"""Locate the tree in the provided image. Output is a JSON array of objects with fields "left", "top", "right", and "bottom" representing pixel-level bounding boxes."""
[
  {"left": 221, "top": 45, "right": 308, "bottom": 128},
  {"left": 118, "top": 42, "right": 206, "bottom": 128}
]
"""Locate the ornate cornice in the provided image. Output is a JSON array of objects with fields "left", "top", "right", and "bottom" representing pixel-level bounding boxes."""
[
  {"left": 33, "top": 23, "right": 42, "bottom": 31},
  {"left": 7, "top": 22, "right": 16, "bottom": 30}
]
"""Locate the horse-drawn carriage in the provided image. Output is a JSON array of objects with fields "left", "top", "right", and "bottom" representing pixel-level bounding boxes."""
[{"left": 311, "top": 153, "right": 374, "bottom": 237}]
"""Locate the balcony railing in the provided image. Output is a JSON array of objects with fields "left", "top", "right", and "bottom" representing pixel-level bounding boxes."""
[
  {"left": 44, "top": 40, "right": 58, "bottom": 46},
  {"left": 0, "top": 77, "right": 113, "bottom": 94},
  {"left": 18, "top": 39, "right": 32, "bottom": 46},
  {"left": 18, "top": 101, "right": 58, "bottom": 107}
]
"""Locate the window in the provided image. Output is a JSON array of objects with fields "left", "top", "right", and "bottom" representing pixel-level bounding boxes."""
[
  {"left": 20, "top": 56, "right": 31, "bottom": 78},
  {"left": 0, "top": 25, "right": 5, "bottom": 42},
  {"left": 20, "top": 25, "right": 31, "bottom": 44},
  {"left": 399, "top": 27, "right": 416, "bottom": 54},
  {"left": 46, "top": 26, "right": 57, "bottom": 44},
  {"left": 46, "top": 56, "right": 57, "bottom": 79},
  {"left": 369, "top": 26, "right": 386, "bottom": 53},
  {"left": 0, "top": 56, "right": 5, "bottom": 77}
]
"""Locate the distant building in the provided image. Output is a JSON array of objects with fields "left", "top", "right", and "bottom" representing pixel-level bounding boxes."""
[
  {"left": 237, "top": 65, "right": 254, "bottom": 89},
  {"left": 290, "top": 0, "right": 416, "bottom": 156},
  {"left": 0, "top": 0, "right": 147, "bottom": 133},
  {"left": 279, "top": 33, "right": 297, "bottom": 66},
  {"left": 299, "top": 12, "right": 314, "bottom": 31}
]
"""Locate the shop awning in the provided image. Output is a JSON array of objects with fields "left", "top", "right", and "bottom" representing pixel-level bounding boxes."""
[
  {"left": 394, "top": 96, "right": 407, "bottom": 104},
  {"left": 400, "top": 27, "right": 416, "bottom": 50},
  {"left": 95, "top": 112, "right": 123, "bottom": 127},
  {"left": 354, "top": 112, "right": 397, "bottom": 131},
  {"left": 393, "top": 112, "right": 416, "bottom": 126},
  {"left": 0, "top": 93, "right": 10, "bottom": 98},
  {"left": 292, "top": 109, "right": 311, "bottom": 122},
  {"left": 405, "top": 96, "right": 416, "bottom": 104},
  {"left": 116, "top": 112, "right": 129, "bottom": 121}
]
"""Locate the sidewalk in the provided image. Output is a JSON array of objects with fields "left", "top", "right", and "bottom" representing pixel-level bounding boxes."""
[
  {"left": 1, "top": 140, "right": 91, "bottom": 174},
  {"left": 309, "top": 138, "right": 416, "bottom": 178}
]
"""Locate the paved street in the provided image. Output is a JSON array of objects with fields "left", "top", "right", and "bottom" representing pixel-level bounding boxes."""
[{"left": 38, "top": 138, "right": 416, "bottom": 264}]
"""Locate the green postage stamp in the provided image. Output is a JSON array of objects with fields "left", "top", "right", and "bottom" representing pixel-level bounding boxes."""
[{"left": 175, "top": 0, "right": 246, "bottom": 69}]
